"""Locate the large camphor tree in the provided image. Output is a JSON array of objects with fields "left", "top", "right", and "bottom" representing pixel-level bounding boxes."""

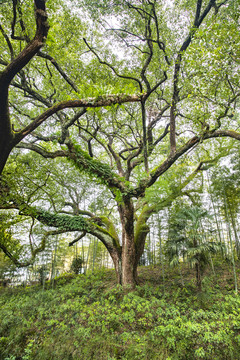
[{"left": 0, "top": 0, "right": 240, "bottom": 287}]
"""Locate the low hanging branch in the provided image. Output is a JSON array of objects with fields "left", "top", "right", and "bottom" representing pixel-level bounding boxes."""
[{"left": 69, "top": 232, "right": 86, "bottom": 247}]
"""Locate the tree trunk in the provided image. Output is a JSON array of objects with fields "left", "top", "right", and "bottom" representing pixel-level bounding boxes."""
[
  {"left": 111, "top": 249, "right": 122, "bottom": 285},
  {"left": 0, "top": 88, "right": 13, "bottom": 174},
  {"left": 0, "top": 143, "right": 12, "bottom": 175},
  {"left": 223, "top": 190, "right": 238, "bottom": 294},
  {"left": 118, "top": 199, "right": 139, "bottom": 288},
  {"left": 121, "top": 223, "right": 137, "bottom": 288},
  {"left": 228, "top": 205, "right": 240, "bottom": 259}
]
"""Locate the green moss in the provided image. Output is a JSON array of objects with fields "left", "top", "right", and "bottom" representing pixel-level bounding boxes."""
[
  {"left": 35, "top": 209, "right": 91, "bottom": 231},
  {"left": 69, "top": 146, "right": 113, "bottom": 182},
  {"left": 134, "top": 205, "right": 151, "bottom": 245},
  {"left": 99, "top": 216, "right": 120, "bottom": 249}
]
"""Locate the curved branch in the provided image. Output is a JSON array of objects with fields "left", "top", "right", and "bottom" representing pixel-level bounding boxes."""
[
  {"left": 0, "top": 0, "right": 49, "bottom": 85},
  {"left": 37, "top": 51, "right": 79, "bottom": 92},
  {"left": 69, "top": 232, "right": 86, "bottom": 247},
  {"left": 170, "top": 0, "right": 216, "bottom": 155},
  {"left": 83, "top": 38, "right": 143, "bottom": 92},
  {"left": 0, "top": 24, "right": 14, "bottom": 59},
  {"left": 0, "top": 229, "right": 64, "bottom": 267},
  {"left": 13, "top": 93, "right": 144, "bottom": 145},
  {"left": 16, "top": 142, "right": 67, "bottom": 158}
]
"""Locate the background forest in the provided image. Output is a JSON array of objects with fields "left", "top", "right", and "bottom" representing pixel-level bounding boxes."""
[{"left": 1, "top": 0, "right": 240, "bottom": 358}]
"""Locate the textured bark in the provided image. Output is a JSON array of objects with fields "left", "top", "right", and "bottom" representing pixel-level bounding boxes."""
[
  {"left": 13, "top": 94, "right": 143, "bottom": 145},
  {"left": 119, "top": 199, "right": 137, "bottom": 288},
  {"left": 0, "top": 82, "right": 13, "bottom": 173},
  {"left": 0, "top": 0, "right": 49, "bottom": 174}
]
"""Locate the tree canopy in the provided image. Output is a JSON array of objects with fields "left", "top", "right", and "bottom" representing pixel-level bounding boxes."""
[{"left": 0, "top": 0, "right": 240, "bottom": 287}]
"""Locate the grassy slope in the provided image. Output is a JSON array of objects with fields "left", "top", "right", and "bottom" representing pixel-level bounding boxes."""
[{"left": 0, "top": 262, "right": 240, "bottom": 360}]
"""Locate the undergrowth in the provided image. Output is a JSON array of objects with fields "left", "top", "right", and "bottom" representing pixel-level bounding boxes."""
[{"left": 0, "top": 266, "right": 240, "bottom": 360}]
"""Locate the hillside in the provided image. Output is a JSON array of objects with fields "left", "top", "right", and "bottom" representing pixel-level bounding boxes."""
[{"left": 1, "top": 263, "right": 240, "bottom": 360}]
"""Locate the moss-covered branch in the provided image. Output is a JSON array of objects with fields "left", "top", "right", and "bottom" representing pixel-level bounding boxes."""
[{"left": 67, "top": 144, "right": 127, "bottom": 192}]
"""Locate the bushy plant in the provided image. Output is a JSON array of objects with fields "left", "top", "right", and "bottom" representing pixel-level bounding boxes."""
[{"left": 70, "top": 256, "right": 84, "bottom": 275}]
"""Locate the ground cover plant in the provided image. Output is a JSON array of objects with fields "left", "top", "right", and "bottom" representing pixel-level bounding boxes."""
[{"left": 1, "top": 264, "right": 240, "bottom": 360}]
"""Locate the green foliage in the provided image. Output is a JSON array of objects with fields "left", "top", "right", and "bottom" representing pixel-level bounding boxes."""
[
  {"left": 166, "top": 205, "right": 224, "bottom": 290},
  {"left": 71, "top": 146, "right": 113, "bottom": 179},
  {"left": 1, "top": 268, "right": 240, "bottom": 360},
  {"left": 70, "top": 256, "right": 83, "bottom": 274},
  {"left": 211, "top": 165, "right": 240, "bottom": 216}
]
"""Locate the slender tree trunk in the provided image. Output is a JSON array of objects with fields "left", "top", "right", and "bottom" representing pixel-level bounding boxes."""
[
  {"left": 51, "top": 236, "right": 58, "bottom": 288},
  {"left": 153, "top": 227, "right": 156, "bottom": 266},
  {"left": 85, "top": 237, "right": 91, "bottom": 273},
  {"left": 223, "top": 190, "right": 238, "bottom": 294},
  {"left": 157, "top": 215, "right": 165, "bottom": 290},
  {"left": 92, "top": 238, "right": 98, "bottom": 271},
  {"left": 81, "top": 239, "right": 85, "bottom": 274},
  {"left": 207, "top": 171, "right": 223, "bottom": 244},
  {"left": 228, "top": 205, "right": 240, "bottom": 259}
]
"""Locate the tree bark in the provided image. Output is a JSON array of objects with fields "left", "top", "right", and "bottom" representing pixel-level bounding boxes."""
[
  {"left": 120, "top": 199, "right": 137, "bottom": 288},
  {"left": 0, "top": 0, "right": 49, "bottom": 174},
  {"left": 111, "top": 250, "right": 122, "bottom": 285},
  {"left": 116, "top": 200, "right": 150, "bottom": 288}
]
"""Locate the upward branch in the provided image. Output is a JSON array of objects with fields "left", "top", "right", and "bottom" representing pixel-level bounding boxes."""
[
  {"left": 0, "top": 0, "right": 49, "bottom": 174},
  {"left": 0, "top": 0, "right": 49, "bottom": 85},
  {"left": 170, "top": 0, "right": 216, "bottom": 156}
]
